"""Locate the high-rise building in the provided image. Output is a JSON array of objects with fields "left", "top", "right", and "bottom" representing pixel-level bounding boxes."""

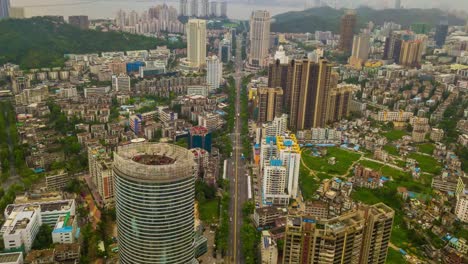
[
  {"left": 249, "top": 10, "right": 271, "bottom": 68},
  {"left": 399, "top": 40, "right": 423, "bottom": 67},
  {"left": 9, "top": 7, "right": 24, "bottom": 19},
  {"left": 282, "top": 203, "right": 394, "bottom": 264},
  {"left": 455, "top": 194, "right": 468, "bottom": 223},
  {"left": 326, "top": 82, "right": 355, "bottom": 123},
  {"left": 187, "top": 19, "right": 207, "bottom": 68},
  {"left": 112, "top": 74, "right": 131, "bottom": 92},
  {"left": 219, "top": 38, "right": 232, "bottom": 63},
  {"left": 88, "top": 146, "right": 114, "bottom": 207},
  {"left": 287, "top": 59, "right": 332, "bottom": 130},
  {"left": 68, "top": 15, "right": 90, "bottom": 30},
  {"left": 349, "top": 32, "right": 370, "bottom": 68},
  {"left": 383, "top": 31, "right": 403, "bottom": 63},
  {"left": 257, "top": 87, "right": 283, "bottom": 123},
  {"left": 114, "top": 143, "right": 197, "bottom": 264},
  {"left": 394, "top": 0, "right": 401, "bottom": 9},
  {"left": 189, "top": 126, "right": 212, "bottom": 152},
  {"left": 209, "top": 1, "right": 218, "bottom": 17},
  {"left": 220, "top": 1, "right": 228, "bottom": 17},
  {"left": 435, "top": 21, "right": 449, "bottom": 47},
  {"left": 179, "top": 0, "right": 189, "bottom": 17},
  {"left": 200, "top": 0, "right": 209, "bottom": 17},
  {"left": 190, "top": 0, "right": 198, "bottom": 17},
  {"left": 268, "top": 60, "right": 290, "bottom": 109},
  {"left": 261, "top": 134, "right": 300, "bottom": 205},
  {"left": 206, "top": 55, "right": 222, "bottom": 91},
  {"left": 339, "top": 10, "right": 357, "bottom": 54},
  {"left": 0, "top": 0, "right": 10, "bottom": 18}
]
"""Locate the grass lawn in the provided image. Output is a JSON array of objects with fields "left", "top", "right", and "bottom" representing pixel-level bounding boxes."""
[
  {"left": 358, "top": 159, "right": 384, "bottom": 171},
  {"left": 408, "top": 153, "right": 442, "bottom": 175},
  {"left": 386, "top": 248, "right": 406, "bottom": 263},
  {"left": 302, "top": 147, "right": 361, "bottom": 176},
  {"left": 300, "top": 163, "right": 320, "bottom": 200},
  {"left": 382, "top": 130, "right": 407, "bottom": 141},
  {"left": 417, "top": 143, "right": 435, "bottom": 155},
  {"left": 198, "top": 199, "right": 219, "bottom": 224},
  {"left": 383, "top": 144, "right": 399, "bottom": 155}
]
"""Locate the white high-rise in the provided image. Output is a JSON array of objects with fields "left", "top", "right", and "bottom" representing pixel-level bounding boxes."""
[
  {"left": 220, "top": 1, "right": 228, "bottom": 17},
  {"left": 114, "top": 143, "right": 197, "bottom": 264},
  {"left": 187, "top": 19, "right": 207, "bottom": 68},
  {"left": 179, "top": 0, "right": 189, "bottom": 16},
  {"left": 206, "top": 55, "right": 222, "bottom": 91},
  {"left": 249, "top": 10, "right": 271, "bottom": 68},
  {"left": 190, "top": 0, "right": 198, "bottom": 17},
  {"left": 200, "top": 0, "right": 209, "bottom": 17},
  {"left": 456, "top": 194, "right": 468, "bottom": 223},
  {"left": 209, "top": 1, "right": 218, "bottom": 17},
  {"left": 263, "top": 161, "right": 289, "bottom": 205}
]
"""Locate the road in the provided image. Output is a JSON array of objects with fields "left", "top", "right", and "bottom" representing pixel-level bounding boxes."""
[{"left": 227, "top": 34, "right": 249, "bottom": 264}]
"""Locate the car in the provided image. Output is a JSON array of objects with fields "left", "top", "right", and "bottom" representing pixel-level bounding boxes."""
[{"left": 230, "top": 217, "right": 232, "bottom": 222}]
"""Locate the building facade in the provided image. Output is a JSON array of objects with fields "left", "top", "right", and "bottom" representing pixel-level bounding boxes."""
[
  {"left": 249, "top": 10, "right": 271, "bottom": 68},
  {"left": 187, "top": 19, "right": 207, "bottom": 68},
  {"left": 257, "top": 87, "right": 283, "bottom": 123},
  {"left": 339, "top": 10, "right": 357, "bottom": 53}
]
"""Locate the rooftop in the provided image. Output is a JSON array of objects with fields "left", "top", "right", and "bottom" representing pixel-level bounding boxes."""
[
  {"left": 0, "top": 252, "right": 22, "bottom": 263},
  {"left": 132, "top": 154, "right": 176, "bottom": 165}
]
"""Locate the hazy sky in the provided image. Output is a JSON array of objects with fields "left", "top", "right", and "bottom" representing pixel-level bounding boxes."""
[{"left": 10, "top": 0, "right": 468, "bottom": 19}]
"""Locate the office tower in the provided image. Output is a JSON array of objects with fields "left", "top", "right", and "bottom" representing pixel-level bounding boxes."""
[
  {"left": 288, "top": 59, "right": 332, "bottom": 130},
  {"left": 210, "top": 1, "right": 218, "bottom": 17},
  {"left": 435, "top": 21, "right": 449, "bottom": 47},
  {"left": 283, "top": 203, "right": 394, "bottom": 264},
  {"left": 339, "top": 10, "right": 357, "bottom": 54},
  {"left": 68, "top": 16, "right": 90, "bottom": 30},
  {"left": 200, "top": 0, "right": 209, "bottom": 17},
  {"left": 257, "top": 87, "right": 283, "bottom": 123},
  {"left": 399, "top": 40, "right": 423, "bottom": 67},
  {"left": 349, "top": 32, "right": 370, "bottom": 68},
  {"left": 383, "top": 32, "right": 403, "bottom": 63},
  {"left": 326, "top": 82, "right": 354, "bottom": 123},
  {"left": 190, "top": 0, "right": 198, "bottom": 17},
  {"left": 187, "top": 19, "right": 207, "bottom": 68},
  {"left": 219, "top": 38, "right": 232, "bottom": 63},
  {"left": 112, "top": 74, "right": 131, "bottom": 92},
  {"left": 206, "top": 55, "right": 222, "bottom": 91},
  {"left": 114, "top": 143, "right": 197, "bottom": 264},
  {"left": 9, "top": 7, "right": 24, "bottom": 19},
  {"left": 220, "top": 1, "right": 228, "bottom": 17},
  {"left": 0, "top": 0, "right": 9, "bottom": 18},
  {"left": 455, "top": 194, "right": 468, "bottom": 223},
  {"left": 179, "top": 0, "right": 189, "bottom": 16},
  {"left": 249, "top": 10, "right": 271, "bottom": 68},
  {"left": 394, "top": 0, "right": 401, "bottom": 9}
]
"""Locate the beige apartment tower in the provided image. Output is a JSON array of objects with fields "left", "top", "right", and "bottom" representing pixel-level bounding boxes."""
[
  {"left": 187, "top": 19, "right": 207, "bottom": 68},
  {"left": 249, "top": 10, "right": 271, "bottom": 68},
  {"left": 258, "top": 87, "right": 283, "bottom": 123},
  {"left": 283, "top": 203, "right": 394, "bottom": 264}
]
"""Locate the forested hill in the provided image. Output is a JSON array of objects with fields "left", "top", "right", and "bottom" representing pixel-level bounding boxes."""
[
  {"left": 0, "top": 17, "right": 184, "bottom": 69},
  {"left": 271, "top": 6, "right": 465, "bottom": 33}
]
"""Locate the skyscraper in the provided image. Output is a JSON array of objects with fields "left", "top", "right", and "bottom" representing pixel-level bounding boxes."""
[
  {"left": 206, "top": 55, "right": 222, "bottom": 91},
  {"left": 394, "top": 0, "right": 401, "bottom": 9},
  {"left": 0, "top": 0, "right": 10, "bottom": 19},
  {"left": 209, "top": 1, "right": 218, "bottom": 17},
  {"left": 287, "top": 59, "right": 332, "bottom": 130},
  {"left": 179, "top": 0, "right": 189, "bottom": 17},
  {"left": 114, "top": 143, "right": 197, "bottom": 264},
  {"left": 326, "top": 82, "right": 355, "bottom": 123},
  {"left": 399, "top": 40, "right": 423, "bottom": 67},
  {"left": 339, "top": 10, "right": 357, "bottom": 54},
  {"left": 200, "top": 0, "right": 209, "bottom": 17},
  {"left": 257, "top": 87, "right": 283, "bottom": 123},
  {"left": 187, "top": 19, "right": 207, "bottom": 68},
  {"left": 435, "top": 21, "right": 449, "bottom": 47},
  {"left": 220, "top": 1, "right": 228, "bottom": 17},
  {"left": 268, "top": 60, "right": 290, "bottom": 109},
  {"left": 68, "top": 16, "right": 90, "bottom": 30},
  {"left": 349, "top": 32, "right": 370, "bottom": 68},
  {"left": 282, "top": 203, "right": 394, "bottom": 264},
  {"left": 383, "top": 31, "right": 403, "bottom": 63},
  {"left": 249, "top": 10, "right": 271, "bottom": 68},
  {"left": 190, "top": 0, "right": 198, "bottom": 17}
]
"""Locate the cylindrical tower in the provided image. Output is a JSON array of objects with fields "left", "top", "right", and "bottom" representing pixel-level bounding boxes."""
[{"left": 113, "top": 143, "right": 197, "bottom": 264}]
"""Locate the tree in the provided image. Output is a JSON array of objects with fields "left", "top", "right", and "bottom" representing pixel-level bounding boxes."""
[{"left": 32, "top": 224, "right": 53, "bottom": 250}]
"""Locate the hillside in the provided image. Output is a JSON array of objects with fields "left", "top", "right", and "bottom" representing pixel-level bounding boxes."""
[
  {"left": 0, "top": 17, "right": 185, "bottom": 69},
  {"left": 271, "top": 6, "right": 465, "bottom": 33}
]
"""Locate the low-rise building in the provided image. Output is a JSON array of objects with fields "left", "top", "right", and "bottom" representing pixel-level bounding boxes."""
[
  {"left": 260, "top": 231, "right": 278, "bottom": 264},
  {"left": 0, "top": 252, "right": 24, "bottom": 264},
  {"left": 52, "top": 213, "right": 77, "bottom": 244},
  {"left": 253, "top": 207, "right": 288, "bottom": 228},
  {"left": 0, "top": 205, "right": 41, "bottom": 253}
]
